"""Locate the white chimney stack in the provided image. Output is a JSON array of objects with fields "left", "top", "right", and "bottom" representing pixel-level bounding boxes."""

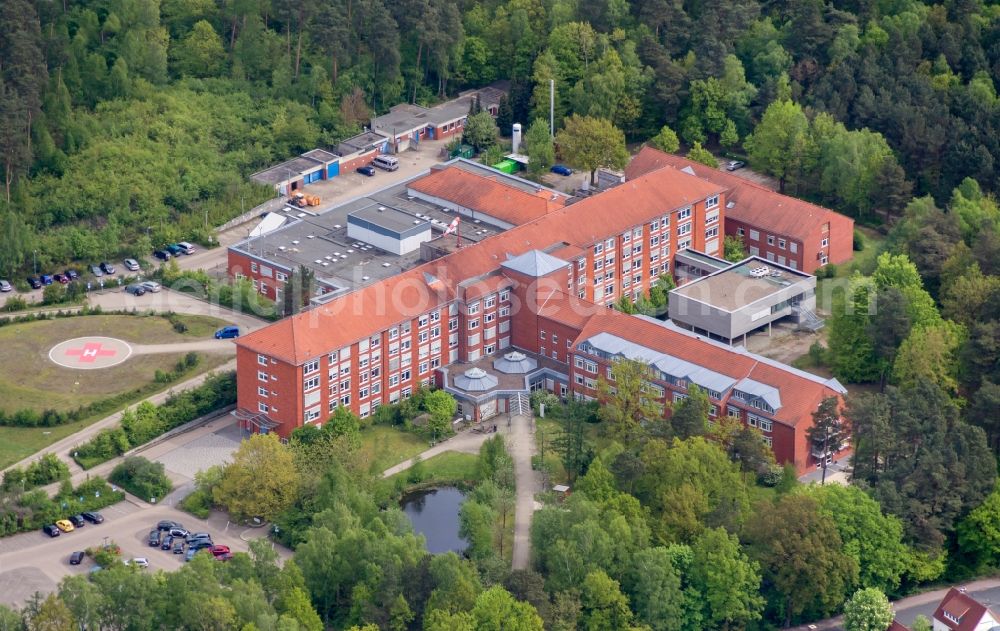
[{"left": 512, "top": 123, "right": 522, "bottom": 154}]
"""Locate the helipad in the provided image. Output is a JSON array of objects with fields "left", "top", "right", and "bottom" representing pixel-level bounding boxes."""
[{"left": 48, "top": 337, "right": 133, "bottom": 369}]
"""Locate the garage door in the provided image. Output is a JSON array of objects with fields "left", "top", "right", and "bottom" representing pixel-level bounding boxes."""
[
  {"left": 306, "top": 170, "right": 322, "bottom": 184},
  {"left": 327, "top": 162, "right": 339, "bottom": 178}
]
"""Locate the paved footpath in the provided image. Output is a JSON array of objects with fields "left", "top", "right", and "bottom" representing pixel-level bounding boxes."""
[
  {"left": 381, "top": 414, "right": 541, "bottom": 571},
  {"left": 5, "top": 358, "right": 237, "bottom": 476},
  {"left": 3, "top": 286, "right": 269, "bottom": 477},
  {"left": 380, "top": 428, "right": 494, "bottom": 478},
  {"left": 508, "top": 414, "right": 539, "bottom": 570}
]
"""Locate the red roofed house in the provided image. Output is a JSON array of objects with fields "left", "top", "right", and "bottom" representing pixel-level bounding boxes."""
[
  {"left": 932, "top": 588, "right": 1000, "bottom": 631},
  {"left": 626, "top": 146, "right": 854, "bottom": 274}
]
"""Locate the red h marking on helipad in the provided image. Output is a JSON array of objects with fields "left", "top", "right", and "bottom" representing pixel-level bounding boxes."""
[{"left": 64, "top": 342, "right": 118, "bottom": 363}]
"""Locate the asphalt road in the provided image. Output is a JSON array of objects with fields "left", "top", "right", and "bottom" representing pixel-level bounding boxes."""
[{"left": 789, "top": 578, "right": 1000, "bottom": 630}]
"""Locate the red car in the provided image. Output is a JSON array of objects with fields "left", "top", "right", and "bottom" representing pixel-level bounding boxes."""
[
  {"left": 210, "top": 545, "right": 230, "bottom": 557},
  {"left": 53, "top": 273, "right": 69, "bottom": 284}
]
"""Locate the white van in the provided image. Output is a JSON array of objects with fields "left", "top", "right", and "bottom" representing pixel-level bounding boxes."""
[{"left": 373, "top": 155, "right": 399, "bottom": 171}]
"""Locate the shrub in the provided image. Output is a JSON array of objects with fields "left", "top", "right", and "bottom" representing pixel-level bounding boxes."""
[
  {"left": 2, "top": 296, "right": 28, "bottom": 312},
  {"left": 180, "top": 488, "right": 212, "bottom": 518},
  {"left": 109, "top": 456, "right": 172, "bottom": 502},
  {"left": 853, "top": 229, "right": 865, "bottom": 251},
  {"left": 73, "top": 372, "right": 236, "bottom": 468}
]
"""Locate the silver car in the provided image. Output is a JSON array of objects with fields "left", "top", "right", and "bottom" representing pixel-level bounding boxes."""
[
  {"left": 140, "top": 281, "right": 161, "bottom": 293},
  {"left": 0, "top": 280, "right": 11, "bottom": 292},
  {"left": 123, "top": 258, "right": 140, "bottom": 271}
]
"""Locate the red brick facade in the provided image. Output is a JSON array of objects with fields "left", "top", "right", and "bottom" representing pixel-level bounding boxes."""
[{"left": 233, "top": 163, "right": 844, "bottom": 472}]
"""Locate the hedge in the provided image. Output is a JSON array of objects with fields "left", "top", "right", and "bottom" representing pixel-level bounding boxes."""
[
  {"left": 0, "top": 477, "right": 125, "bottom": 537},
  {"left": 73, "top": 371, "right": 236, "bottom": 469},
  {"left": 1, "top": 453, "right": 70, "bottom": 492}
]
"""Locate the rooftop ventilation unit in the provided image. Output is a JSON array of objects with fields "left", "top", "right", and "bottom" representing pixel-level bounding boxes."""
[
  {"left": 382, "top": 263, "right": 392, "bottom": 268},
  {"left": 333, "top": 224, "right": 342, "bottom": 229},
  {"left": 278, "top": 246, "right": 286, "bottom": 251},
  {"left": 306, "top": 235, "right": 315, "bottom": 239},
  {"left": 413, "top": 220, "right": 422, "bottom": 224},
  {"left": 297, "top": 213, "right": 306, "bottom": 218},
  {"left": 314, "top": 259, "right": 322, "bottom": 264},
  {"left": 378, "top": 206, "right": 386, "bottom": 211},
  {"left": 347, "top": 249, "right": 354, "bottom": 254},
  {"left": 749, "top": 266, "right": 770, "bottom": 278},
  {"left": 291, "top": 240, "right": 300, "bottom": 245},
  {"left": 362, "top": 276, "right": 370, "bottom": 281}
]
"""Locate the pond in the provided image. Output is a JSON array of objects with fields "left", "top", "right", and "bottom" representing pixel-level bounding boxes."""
[{"left": 400, "top": 486, "right": 468, "bottom": 554}]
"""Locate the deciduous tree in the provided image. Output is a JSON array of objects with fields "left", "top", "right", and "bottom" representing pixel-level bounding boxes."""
[
  {"left": 843, "top": 588, "right": 894, "bottom": 631},
  {"left": 215, "top": 433, "right": 299, "bottom": 521},
  {"left": 554, "top": 114, "right": 628, "bottom": 185}
]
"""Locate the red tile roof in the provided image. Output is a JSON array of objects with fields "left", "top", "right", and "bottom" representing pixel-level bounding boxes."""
[
  {"left": 626, "top": 146, "right": 851, "bottom": 244},
  {"left": 238, "top": 164, "right": 725, "bottom": 364},
  {"left": 570, "top": 309, "right": 841, "bottom": 427},
  {"left": 934, "top": 588, "right": 996, "bottom": 631},
  {"left": 888, "top": 621, "right": 910, "bottom": 631},
  {"left": 409, "top": 166, "right": 568, "bottom": 226}
]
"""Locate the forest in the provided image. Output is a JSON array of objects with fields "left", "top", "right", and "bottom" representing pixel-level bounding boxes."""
[
  {"left": 2, "top": 0, "right": 1000, "bottom": 629},
  {"left": 2, "top": 0, "right": 1000, "bottom": 275}
]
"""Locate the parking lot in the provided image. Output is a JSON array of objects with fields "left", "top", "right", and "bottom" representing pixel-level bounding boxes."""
[{"left": 0, "top": 414, "right": 286, "bottom": 608}]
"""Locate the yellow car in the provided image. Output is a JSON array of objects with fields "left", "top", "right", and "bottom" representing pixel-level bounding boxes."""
[{"left": 55, "top": 519, "right": 74, "bottom": 533}]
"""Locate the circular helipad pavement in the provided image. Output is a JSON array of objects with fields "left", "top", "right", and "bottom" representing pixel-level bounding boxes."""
[{"left": 48, "top": 337, "right": 133, "bottom": 370}]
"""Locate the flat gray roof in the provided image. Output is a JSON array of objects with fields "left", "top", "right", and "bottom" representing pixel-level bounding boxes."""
[
  {"left": 251, "top": 156, "right": 324, "bottom": 185},
  {"left": 671, "top": 257, "right": 812, "bottom": 312},
  {"left": 231, "top": 169, "right": 509, "bottom": 293},
  {"left": 349, "top": 204, "right": 429, "bottom": 236},
  {"left": 302, "top": 148, "right": 337, "bottom": 162},
  {"left": 338, "top": 131, "right": 389, "bottom": 154}
]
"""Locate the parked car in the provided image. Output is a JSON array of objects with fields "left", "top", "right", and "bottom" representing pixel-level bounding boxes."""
[
  {"left": 153, "top": 250, "right": 171, "bottom": 261},
  {"left": 726, "top": 160, "right": 746, "bottom": 171},
  {"left": 89, "top": 265, "right": 104, "bottom": 277},
  {"left": 0, "top": 280, "right": 11, "bottom": 292},
  {"left": 550, "top": 164, "right": 573, "bottom": 176},
  {"left": 100, "top": 262, "right": 116, "bottom": 274},
  {"left": 26, "top": 276, "right": 41, "bottom": 289},
  {"left": 55, "top": 519, "right": 75, "bottom": 533},
  {"left": 123, "top": 258, "right": 140, "bottom": 271},
  {"left": 169, "top": 527, "right": 189, "bottom": 539},
  {"left": 184, "top": 547, "right": 199, "bottom": 562},
  {"left": 187, "top": 532, "right": 212, "bottom": 544},
  {"left": 68, "top": 515, "right": 85, "bottom": 528},
  {"left": 140, "top": 281, "right": 161, "bottom": 293},
  {"left": 188, "top": 539, "right": 213, "bottom": 551},
  {"left": 356, "top": 165, "right": 376, "bottom": 177},
  {"left": 214, "top": 326, "right": 240, "bottom": 339},
  {"left": 177, "top": 242, "right": 195, "bottom": 255},
  {"left": 125, "top": 284, "right": 146, "bottom": 296},
  {"left": 157, "top": 520, "right": 181, "bottom": 531},
  {"left": 40, "top": 274, "right": 54, "bottom": 285},
  {"left": 161, "top": 535, "right": 174, "bottom": 550},
  {"left": 43, "top": 524, "right": 60, "bottom": 537},
  {"left": 65, "top": 269, "right": 79, "bottom": 280},
  {"left": 165, "top": 244, "right": 183, "bottom": 257},
  {"left": 81, "top": 511, "right": 104, "bottom": 524},
  {"left": 210, "top": 545, "right": 230, "bottom": 557},
  {"left": 172, "top": 540, "right": 185, "bottom": 554},
  {"left": 148, "top": 530, "right": 161, "bottom": 546},
  {"left": 125, "top": 557, "right": 149, "bottom": 568},
  {"left": 69, "top": 551, "right": 85, "bottom": 565},
  {"left": 53, "top": 273, "right": 69, "bottom": 284}
]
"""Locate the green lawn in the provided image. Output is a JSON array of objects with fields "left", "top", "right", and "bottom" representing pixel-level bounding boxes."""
[
  {"left": 359, "top": 425, "right": 429, "bottom": 474},
  {"left": 0, "top": 313, "right": 231, "bottom": 469},
  {"left": 386, "top": 451, "right": 480, "bottom": 486},
  {"left": 816, "top": 226, "right": 886, "bottom": 314},
  {"left": 0, "top": 314, "right": 228, "bottom": 414}
]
